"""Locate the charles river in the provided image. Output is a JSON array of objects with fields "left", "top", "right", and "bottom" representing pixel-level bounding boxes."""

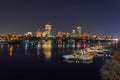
[{"left": 0, "top": 40, "right": 119, "bottom": 80}]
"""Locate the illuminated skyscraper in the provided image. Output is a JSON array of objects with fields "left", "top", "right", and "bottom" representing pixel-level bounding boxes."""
[
  {"left": 45, "top": 24, "right": 52, "bottom": 37},
  {"left": 76, "top": 25, "right": 81, "bottom": 37},
  {"left": 71, "top": 29, "right": 77, "bottom": 37},
  {"left": 72, "top": 29, "right": 76, "bottom": 33},
  {"left": 36, "top": 29, "right": 42, "bottom": 38}
]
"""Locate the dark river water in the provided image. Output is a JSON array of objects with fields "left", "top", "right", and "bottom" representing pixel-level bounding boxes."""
[{"left": 0, "top": 40, "right": 118, "bottom": 80}]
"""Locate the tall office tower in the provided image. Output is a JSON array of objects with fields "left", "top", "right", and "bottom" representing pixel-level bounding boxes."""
[
  {"left": 72, "top": 29, "right": 76, "bottom": 33},
  {"left": 76, "top": 25, "right": 81, "bottom": 37},
  {"left": 45, "top": 24, "right": 52, "bottom": 37},
  {"left": 36, "top": 29, "right": 42, "bottom": 38},
  {"left": 71, "top": 29, "right": 76, "bottom": 37}
]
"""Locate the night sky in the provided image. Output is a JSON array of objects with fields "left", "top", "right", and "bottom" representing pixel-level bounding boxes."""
[{"left": 0, "top": 0, "right": 120, "bottom": 36}]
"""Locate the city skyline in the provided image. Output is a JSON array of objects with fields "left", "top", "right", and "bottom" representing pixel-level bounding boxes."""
[{"left": 0, "top": 0, "right": 120, "bottom": 36}]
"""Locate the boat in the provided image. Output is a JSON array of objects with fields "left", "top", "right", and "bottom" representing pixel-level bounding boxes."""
[
  {"left": 79, "top": 54, "right": 94, "bottom": 61},
  {"left": 63, "top": 59, "right": 93, "bottom": 64},
  {"left": 63, "top": 54, "right": 81, "bottom": 60},
  {"left": 63, "top": 53, "right": 95, "bottom": 61},
  {"left": 63, "top": 49, "right": 85, "bottom": 60},
  {"left": 63, "top": 45, "right": 109, "bottom": 61},
  {"left": 87, "top": 46, "right": 110, "bottom": 54}
]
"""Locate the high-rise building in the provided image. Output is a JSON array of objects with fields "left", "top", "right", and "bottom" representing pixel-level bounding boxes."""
[
  {"left": 72, "top": 29, "right": 76, "bottom": 33},
  {"left": 70, "top": 29, "right": 77, "bottom": 37},
  {"left": 36, "top": 29, "right": 42, "bottom": 38},
  {"left": 76, "top": 25, "right": 81, "bottom": 37},
  {"left": 45, "top": 24, "right": 52, "bottom": 37}
]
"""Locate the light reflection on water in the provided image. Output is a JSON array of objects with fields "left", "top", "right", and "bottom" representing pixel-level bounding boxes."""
[
  {"left": 37, "top": 42, "right": 41, "bottom": 60},
  {"left": 9, "top": 45, "right": 13, "bottom": 57},
  {"left": 42, "top": 40, "right": 52, "bottom": 61},
  {"left": 0, "top": 45, "right": 4, "bottom": 48},
  {"left": 43, "top": 48, "right": 51, "bottom": 61},
  {"left": 0, "top": 40, "right": 118, "bottom": 80},
  {"left": 1, "top": 41, "right": 114, "bottom": 58},
  {"left": 25, "top": 43, "right": 28, "bottom": 55}
]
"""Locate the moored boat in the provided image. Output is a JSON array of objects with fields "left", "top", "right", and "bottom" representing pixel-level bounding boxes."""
[
  {"left": 63, "top": 53, "right": 95, "bottom": 61},
  {"left": 63, "top": 45, "right": 110, "bottom": 61}
]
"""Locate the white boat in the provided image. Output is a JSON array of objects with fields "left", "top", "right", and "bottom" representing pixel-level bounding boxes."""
[
  {"left": 63, "top": 59, "right": 93, "bottom": 64},
  {"left": 63, "top": 45, "right": 109, "bottom": 61},
  {"left": 86, "top": 47, "right": 104, "bottom": 53},
  {"left": 63, "top": 54, "right": 80, "bottom": 60},
  {"left": 63, "top": 55, "right": 75, "bottom": 60},
  {"left": 63, "top": 53, "right": 95, "bottom": 61},
  {"left": 63, "top": 49, "right": 86, "bottom": 60},
  {"left": 79, "top": 54, "right": 94, "bottom": 60}
]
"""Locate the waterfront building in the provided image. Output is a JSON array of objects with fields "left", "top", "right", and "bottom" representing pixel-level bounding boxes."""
[
  {"left": 24, "top": 32, "right": 33, "bottom": 37},
  {"left": 10, "top": 34, "right": 21, "bottom": 40},
  {"left": 42, "top": 32, "right": 47, "bottom": 37},
  {"left": 76, "top": 25, "right": 81, "bottom": 37},
  {"left": 56, "top": 32, "right": 69, "bottom": 38},
  {"left": 72, "top": 29, "right": 76, "bottom": 33},
  {"left": 1, "top": 34, "right": 8, "bottom": 41},
  {"left": 45, "top": 24, "right": 52, "bottom": 37},
  {"left": 81, "top": 33, "right": 89, "bottom": 38},
  {"left": 70, "top": 29, "right": 77, "bottom": 38},
  {"left": 36, "top": 29, "right": 42, "bottom": 38},
  {"left": 1, "top": 34, "right": 21, "bottom": 41}
]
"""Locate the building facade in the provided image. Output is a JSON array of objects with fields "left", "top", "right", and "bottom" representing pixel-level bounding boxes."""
[{"left": 45, "top": 24, "right": 52, "bottom": 37}]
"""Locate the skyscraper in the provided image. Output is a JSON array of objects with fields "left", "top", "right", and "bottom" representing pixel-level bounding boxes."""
[
  {"left": 45, "top": 24, "right": 52, "bottom": 37},
  {"left": 76, "top": 25, "right": 81, "bottom": 37},
  {"left": 36, "top": 29, "right": 42, "bottom": 38}
]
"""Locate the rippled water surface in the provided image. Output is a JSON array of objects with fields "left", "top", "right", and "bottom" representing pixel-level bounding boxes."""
[{"left": 0, "top": 40, "right": 117, "bottom": 80}]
